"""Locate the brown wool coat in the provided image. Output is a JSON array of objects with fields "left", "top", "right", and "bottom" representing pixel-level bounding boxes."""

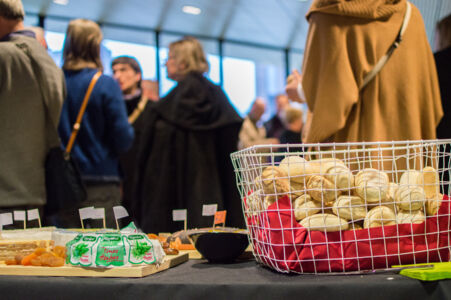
[{"left": 302, "top": 0, "right": 443, "bottom": 144}]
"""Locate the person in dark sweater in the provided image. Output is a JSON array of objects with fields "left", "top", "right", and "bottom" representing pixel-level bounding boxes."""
[
  {"left": 57, "top": 19, "right": 134, "bottom": 228},
  {"left": 264, "top": 94, "right": 290, "bottom": 139},
  {"left": 434, "top": 14, "right": 451, "bottom": 195},
  {"left": 111, "top": 56, "right": 154, "bottom": 222}
]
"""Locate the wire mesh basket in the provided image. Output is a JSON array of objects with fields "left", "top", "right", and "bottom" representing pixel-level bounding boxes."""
[{"left": 230, "top": 140, "right": 451, "bottom": 274}]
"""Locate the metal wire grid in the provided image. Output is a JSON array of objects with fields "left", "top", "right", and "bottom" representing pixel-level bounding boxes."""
[{"left": 231, "top": 140, "right": 451, "bottom": 274}]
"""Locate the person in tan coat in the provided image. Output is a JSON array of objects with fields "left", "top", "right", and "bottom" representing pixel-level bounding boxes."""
[
  {"left": 238, "top": 98, "right": 279, "bottom": 150},
  {"left": 287, "top": 0, "right": 442, "bottom": 144}
]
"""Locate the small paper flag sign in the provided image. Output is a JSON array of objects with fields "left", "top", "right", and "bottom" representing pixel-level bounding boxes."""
[
  {"left": 0, "top": 213, "right": 13, "bottom": 226},
  {"left": 27, "top": 209, "right": 40, "bottom": 221},
  {"left": 214, "top": 210, "right": 227, "bottom": 225},
  {"left": 79, "top": 206, "right": 95, "bottom": 220},
  {"left": 202, "top": 204, "right": 217, "bottom": 216},
  {"left": 172, "top": 209, "right": 187, "bottom": 221},
  {"left": 92, "top": 208, "right": 105, "bottom": 220},
  {"left": 13, "top": 210, "right": 26, "bottom": 221},
  {"left": 113, "top": 206, "right": 129, "bottom": 220}
]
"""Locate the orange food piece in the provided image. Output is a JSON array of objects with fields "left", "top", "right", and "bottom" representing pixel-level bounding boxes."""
[
  {"left": 21, "top": 253, "right": 37, "bottom": 266},
  {"left": 169, "top": 237, "right": 195, "bottom": 250},
  {"left": 34, "top": 248, "right": 47, "bottom": 256},
  {"left": 40, "top": 255, "right": 64, "bottom": 267},
  {"left": 53, "top": 246, "right": 66, "bottom": 259},
  {"left": 5, "top": 259, "right": 18, "bottom": 265},
  {"left": 147, "top": 233, "right": 158, "bottom": 240},
  {"left": 15, "top": 255, "right": 24, "bottom": 265},
  {"left": 176, "top": 244, "right": 196, "bottom": 250},
  {"left": 30, "top": 257, "right": 42, "bottom": 266}
]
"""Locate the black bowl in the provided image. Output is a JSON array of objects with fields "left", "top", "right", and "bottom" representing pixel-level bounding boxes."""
[{"left": 190, "top": 231, "right": 249, "bottom": 263}]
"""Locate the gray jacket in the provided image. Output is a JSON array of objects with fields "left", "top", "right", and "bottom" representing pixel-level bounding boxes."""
[{"left": 0, "top": 34, "right": 65, "bottom": 207}]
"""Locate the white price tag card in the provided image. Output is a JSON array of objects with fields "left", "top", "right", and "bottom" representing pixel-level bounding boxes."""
[
  {"left": 202, "top": 204, "right": 217, "bottom": 216},
  {"left": 13, "top": 210, "right": 26, "bottom": 221},
  {"left": 27, "top": 209, "right": 40, "bottom": 221},
  {"left": 172, "top": 209, "right": 187, "bottom": 221},
  {"left": 0, "top": 213, "right": 13, "bottom": 226},
  {"left": 79, "top": 206, "right": 95, "bottom": 220},
  {"left": 113, "top": 206, "right": 129, "bottom": 220},
  {"left": 92, "top": 208, "right": 105, "bottom": 220}
]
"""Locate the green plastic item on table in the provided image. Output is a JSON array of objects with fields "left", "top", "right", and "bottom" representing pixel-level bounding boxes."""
[{"left": 392, "top": 262, "right": 451, "bottom": 281}]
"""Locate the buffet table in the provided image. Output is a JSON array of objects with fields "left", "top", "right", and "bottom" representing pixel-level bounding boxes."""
[{"left": 0, "top": 259, "right": 450, "bottom": 299}]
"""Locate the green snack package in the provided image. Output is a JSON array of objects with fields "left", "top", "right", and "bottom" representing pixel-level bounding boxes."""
[
  {"left": 124, "top": 234, "right": 156, "bottom": 265},
  {"left": 69, "top": 234, "right": 99, "bottom": 267},
  {"left": 65, "top": 234, "right": 82, "bottom": 264},
  {"left": 95, "top": 233, "right": 126, "bottom": 267}
]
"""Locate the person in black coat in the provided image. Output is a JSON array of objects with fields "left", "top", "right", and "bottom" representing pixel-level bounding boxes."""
[
  {"left": 132, "top": 37, "right": 244, "bottom": 233},
  {"left": 434, "top": 14, "right": 451, "bottom": 195}
]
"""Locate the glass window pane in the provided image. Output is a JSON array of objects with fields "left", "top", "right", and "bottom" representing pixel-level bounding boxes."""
[
  {"left": 23, "top": 15, "right": 38, "bottom": 27},
  {"left": 102, "top": 40, "right": 156, "bottom": 80},
  {"left": 45, "top": 31, "right": 65, "bottom": 67},
  {"left": 289, "top": 51, "right": 304, "bottom": 74},
  {"left": 223, "top": 43, "right": 286, "bottom": 120}
]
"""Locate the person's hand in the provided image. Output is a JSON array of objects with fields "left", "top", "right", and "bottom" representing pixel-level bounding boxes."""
[
  {"left": 285, "top": 70, "right": 304, "bottom": 103},
  {"left": 267, "top": 138, "right": 280, "bottom": 145}
]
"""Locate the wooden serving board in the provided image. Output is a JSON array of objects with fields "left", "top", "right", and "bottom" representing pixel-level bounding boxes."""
[{"left": 0, "top": 252, "right": 188, "bottom": 278}]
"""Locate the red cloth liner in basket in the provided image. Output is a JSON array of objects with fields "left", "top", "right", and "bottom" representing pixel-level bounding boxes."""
[{"left": 248, "top": 195, "right": 451, "bottom": 273}]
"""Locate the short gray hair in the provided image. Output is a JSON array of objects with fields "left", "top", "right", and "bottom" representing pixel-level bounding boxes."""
[{"left": 0, "top": 0, "right": 25, "bottom": 20}]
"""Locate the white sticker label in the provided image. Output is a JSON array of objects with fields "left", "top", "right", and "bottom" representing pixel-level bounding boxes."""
[
  {"left": 172, "top": 209, "right": 187, "bottom": 221},
  {"left": 27, "top": 209, "right": 40, "bottom": 221},
  {"left": 202, "top": 204, "right": 218, "bottom": 216},
  {"left": 79, "top": 206, "right": 95, "bottom": 220},
  {"left": 92, "top": 208, "right": 105, "bottom": 220},
  {"left": 113, "top": 206, "right": 129, "bottom": 220},
  {"left": 0, "top": 213, "right": 13, "bottom": 226},
  {"left": 13, "top": 210, "right": 26, "bottom": 221}
]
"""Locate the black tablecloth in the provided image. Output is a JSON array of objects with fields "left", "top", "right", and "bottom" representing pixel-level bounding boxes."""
[{"left": 1, "top": 259, "right": 450, "bottom": 300}]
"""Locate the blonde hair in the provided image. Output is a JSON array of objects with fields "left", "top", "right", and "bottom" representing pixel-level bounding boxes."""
[
  {"left": 62, "top": 19, "right": 103, "bottom": 71},
  {"left": 284, "top": 106, "right": 303, "bottom": 125},
  {"left": 169, "top": 36, "right": 209, "bottom": 75},
  {"left": 0, "top": 0, "right": 24, "bottom": 20},
  {"left": 436, "top": 14, "right": 451, "bottom": 51}
]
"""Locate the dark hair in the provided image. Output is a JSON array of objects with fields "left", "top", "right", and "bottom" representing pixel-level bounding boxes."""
[
  {"left": 436, "top": 14, "right": 451, "bottom": 51},
  {"left": 111, "top": 56, "right": 142, "bottom": 75}
]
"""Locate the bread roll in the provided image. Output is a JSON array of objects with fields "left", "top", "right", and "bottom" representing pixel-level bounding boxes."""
[
  {"left": 306, "top": 175, "right": 339, "bottom": 204},
  {"left": 399, "top": 170, "right": 423, "bottom": 186},
  {"left": 288, "top": 180, "right": 305, "bottom": 198},
  {"left": 395, "top": 185, "right": 426, "bottom": 211},
  {"left": 355, "top": 168, "right": 389, "bottom": 203},
  {"left": 426, "top": 193, "right": 443, "bottom": 216},
  {"left": 422, "top": 167, "right": 440, "bottom": 199},
  {"left": 279, "top": 156, "right": 308, "bottom": 184},
  {"left": 260, "top": 166, "right": 290, "bottom": 196},
  {"left": 299, "top": 213, "right": 349, "bottom": 232},
  {"left": 246, "top": 190, "right": 265, "bottom": 213},
  {"left": 332, "top": 196, "right": 367, "bottom": 221},
  {"left": 364, "top": 206, "right": 396, "bottom": 228},
  {"left": 324, "top": 164, "right": 355, "bottom": 191},
  {"left": 293, "top": 194, "right": 321, "bottom": 221},
  {"left": 307, "top": 158, "right": 344, "bottom": 176},
  {"left": 396, "top": 210, "right": 425, "bottom": 224}
]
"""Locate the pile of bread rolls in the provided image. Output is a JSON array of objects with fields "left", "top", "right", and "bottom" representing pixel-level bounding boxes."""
[{"left": 247, "top": 155, "right": 442, "bottom": 232}]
